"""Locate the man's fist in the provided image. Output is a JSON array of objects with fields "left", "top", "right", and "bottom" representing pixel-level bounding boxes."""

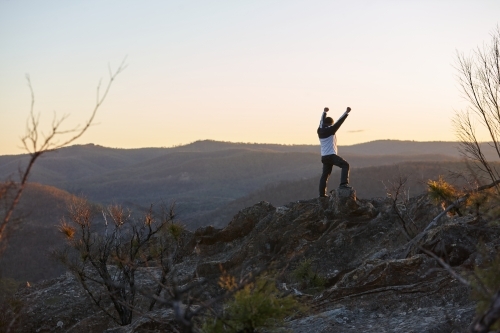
[
  {"left": 324, "top": 107, "right": 329, "bottom": 112},
  {"left": 346, "top": 107, "right": 351, "bottom": 113}
]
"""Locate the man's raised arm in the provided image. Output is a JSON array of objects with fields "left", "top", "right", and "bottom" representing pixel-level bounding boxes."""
[
  {"left": 319, "top": 107, "right": 329, "bottom": 128},
  {"left": 332, "top": 107, "right": 351, "bottom": 132},
  {"left": 337, "top": 107, "right": 351, "bottom": 121}
]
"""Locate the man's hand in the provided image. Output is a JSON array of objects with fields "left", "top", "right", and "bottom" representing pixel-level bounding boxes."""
[
  {"left": 346, "top": 107, "right": 351, "bottom": 113},
  {"left": 324, "top": 107, "right": 329, "bottom": 112}
]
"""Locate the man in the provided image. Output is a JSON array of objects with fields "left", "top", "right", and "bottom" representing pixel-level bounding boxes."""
[{"left": 317, "top": 106, "right": 352, "bottom": 197}]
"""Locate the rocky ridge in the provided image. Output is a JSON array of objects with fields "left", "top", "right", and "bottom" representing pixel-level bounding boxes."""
[{"left": 13, "top": 189, "right": 500, "bottom": 332}]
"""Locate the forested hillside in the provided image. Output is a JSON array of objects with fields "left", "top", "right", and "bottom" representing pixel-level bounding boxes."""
[
  {"left": 0, "top": 140, "right": 467, "bottom": 228},
  {"left": 0, "top": 140, "right": 482, "bottom": 283},
  {"left": 0, "top": 159, "right": 481, "bottom": 283}
]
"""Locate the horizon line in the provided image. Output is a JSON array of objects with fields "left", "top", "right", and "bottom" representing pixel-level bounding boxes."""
[{"left": 0, "top": 138, "right": 471, "bottom": 157}]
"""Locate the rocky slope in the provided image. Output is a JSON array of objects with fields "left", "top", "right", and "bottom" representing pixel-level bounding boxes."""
[{"left": 12, "top": 189, "right": 500, "bottom": 332}]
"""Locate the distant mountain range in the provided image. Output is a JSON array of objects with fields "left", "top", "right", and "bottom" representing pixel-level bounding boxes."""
[
  {"left": 0, "top": 139, "right": 483, "bottom": 228},
  {"left": 1, "top": 139, "right": 497, "bottom": 283}
]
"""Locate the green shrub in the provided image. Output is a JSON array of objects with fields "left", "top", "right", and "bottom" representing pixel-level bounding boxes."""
[
  {"left": 166, "top": 222, "right": 184, "bottom": 241},
  {"left": 291, "top": 259, "right": 325, "bottom": 291},
  {"left": 0, "top": 280, "right": 23, "bottom": 333},
  {"left": 466, "top": 189, "right": 493, "bottom": 215},
  {"left": 202, "top": 276, "right": 301, "bottom": 333},
  {"left": 427, "top": 176, "right": 458, "bottom": 205},
  {"left": 471, "top": 249, "right": 500, "bottom": 330},
  {"left": 0, "top": 278, "right": 20, "bottom": 300}
]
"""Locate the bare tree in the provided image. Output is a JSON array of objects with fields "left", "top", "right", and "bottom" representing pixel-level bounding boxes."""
[
  {"left": 383, "top": 171, "right": 500, "bottom": 327},
  {"left": 56, "top": 198, "right": 180, "bottom": 326},
  {"left": 454, "top": 27, "right": 500, "bottom": 191},
  {"left": 452, "top": 27, "right": 500, "bottom": 332},
  {"left": 384, "top": 175, "right": 420, "bottom": 238},
  {"left": 0, "top": 60, "right": 126, "bottom": 246},
  {"left": 56, "top": 197, "right": 276, "bottom": 333}
]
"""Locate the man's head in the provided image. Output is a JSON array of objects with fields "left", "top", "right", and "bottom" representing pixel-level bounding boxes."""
[{"left": 324, "top": 117, "right": 334, "bottom": 125}]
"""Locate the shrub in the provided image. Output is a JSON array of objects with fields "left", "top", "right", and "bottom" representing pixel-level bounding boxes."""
[
  {"left": 466, "top": 188, "right": 495, "bottom": 216},
  {"left": 56, "top": 198, "right": 178, "bottom": 326},
  {"left": 0, "top": 278, "right": 19, "bottom": 300},
  {"left": 291, "top": 259, "right": 325, "bottom": 291},
  {"left": 471, "top": 249, "right": 500, "bottom": 330},
  {"left": 0, "top": 279, "right": 23, "bottom": 333},
  {"left": 202, "top": 276, "right": 301, "bottom": 333},
  {"left": 166, "top": 222, "right": 184, "bottom": 241},
  {"left": 427, "top": 176, "right": 458, "bottom": 205}
]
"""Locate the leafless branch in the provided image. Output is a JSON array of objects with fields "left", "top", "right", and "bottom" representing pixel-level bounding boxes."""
[
  {"left": 0, "top": 59, "right": 126, "bottom": 244},
  {"left": 417, "top": 247, "right": 471, "bottom": 287}
]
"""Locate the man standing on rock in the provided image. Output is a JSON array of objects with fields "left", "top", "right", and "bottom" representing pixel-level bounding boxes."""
[{"left": 317, "top": 106, "right": 352, "bottom": 197}]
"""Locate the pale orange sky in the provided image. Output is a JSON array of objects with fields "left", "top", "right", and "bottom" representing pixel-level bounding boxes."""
[{"left": 1, "top": 1, "right": 499, "bottom": 155}]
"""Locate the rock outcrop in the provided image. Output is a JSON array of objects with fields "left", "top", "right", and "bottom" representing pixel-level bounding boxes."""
[{"left": 13, "top": 191, "right": 500, "bottom": 332}]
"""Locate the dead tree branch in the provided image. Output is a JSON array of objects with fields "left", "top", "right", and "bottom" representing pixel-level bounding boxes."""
[{"left": 0, "top": 59, "right": 126, "bottom": 244}]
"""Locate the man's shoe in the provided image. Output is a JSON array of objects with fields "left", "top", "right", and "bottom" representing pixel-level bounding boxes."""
[
  {"left": 319, "top": 194, "right": 330, "bottom": 198},
  {"left": 339, "top": 183, "right": 352, "bottom": 189}
]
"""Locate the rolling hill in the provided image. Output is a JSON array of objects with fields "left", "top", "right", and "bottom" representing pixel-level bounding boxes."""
[
  {"left": 0, "top": 139, "right": 494, "bottom": 283},
  {"left": 0, "top": 140, "right": 477, "bottom": 228}
]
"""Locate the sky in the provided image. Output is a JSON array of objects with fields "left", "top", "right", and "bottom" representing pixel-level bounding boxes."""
[{"left": 1, "top": 0, "right": 499, "bottom": 155}]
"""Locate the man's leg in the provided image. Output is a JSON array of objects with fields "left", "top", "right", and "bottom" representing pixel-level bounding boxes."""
[
  {"left": 331, "top": 154, "right": 350, "bottom": 185},
  {"left": 319, "top": 157, "right": 333, "bottom": 197}
]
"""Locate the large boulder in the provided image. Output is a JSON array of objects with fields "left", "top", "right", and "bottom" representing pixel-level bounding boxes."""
[{"left": 329, "top": 187, "right": 377, "bottom": 218}]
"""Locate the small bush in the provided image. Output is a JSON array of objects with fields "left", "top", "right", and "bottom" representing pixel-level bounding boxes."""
[
  {"left": 0, "top": 278, "right": 19, "bottom": 300},
  {"left": 471, "top": 249, "right": 500, "bottom": 330},
  {"left": 58, "top": 219, "right": 76, "bottom": 240},
  {"left": 202, "top": 276, "right": 301, "bottom": 333},
  {"left": 427, "top": 176, "right": 458, "bottom": 204},
  {"left": 466, "top": 188, "right": 495, "bottom": 216},
  {"left": 218, "top": 270, "right": 238, "bottom": 292},
  {"left": 291, "top": 259, "right": 325, "bottom": 291},
  {"left": 166, "top": 222, "right": 184, "bottom": 241},
  {"left": 0, "top": 279, "right": 23, "bottom": 333}
]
